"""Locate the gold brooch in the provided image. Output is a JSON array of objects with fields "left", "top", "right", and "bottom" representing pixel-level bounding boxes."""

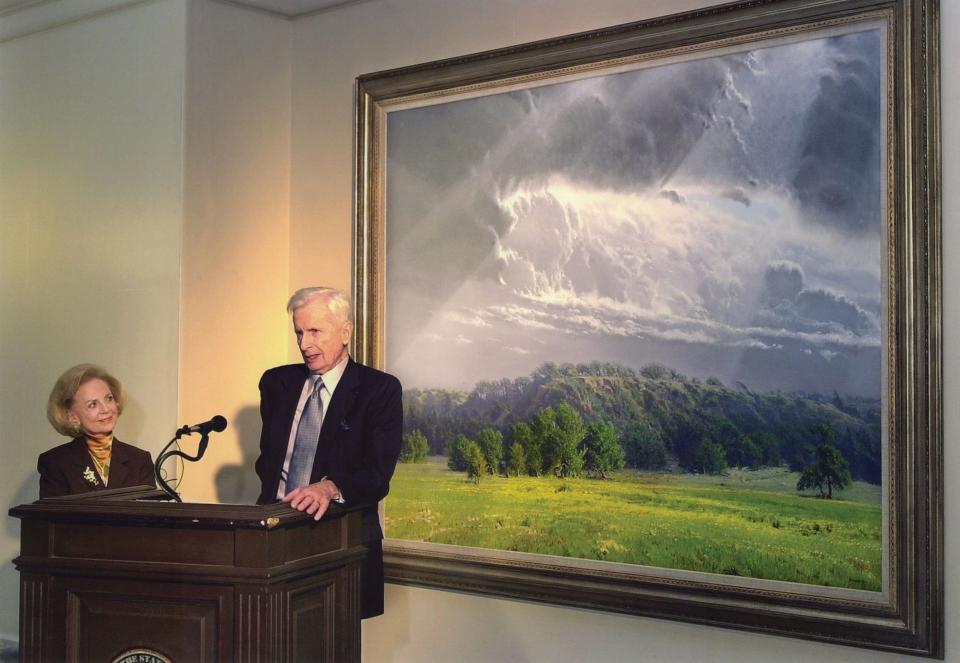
[{"left": 83, "top": 466, "right": 98, "bottom": 485}]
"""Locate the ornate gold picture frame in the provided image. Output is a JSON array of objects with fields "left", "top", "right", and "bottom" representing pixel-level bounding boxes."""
[{"left": 354, "top": 0, "right": 941, "bottom": 655}]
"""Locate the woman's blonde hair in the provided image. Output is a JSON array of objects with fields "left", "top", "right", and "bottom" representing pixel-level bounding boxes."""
[{"left": 46, "top": 364, "right": 127, "bottom": 437}]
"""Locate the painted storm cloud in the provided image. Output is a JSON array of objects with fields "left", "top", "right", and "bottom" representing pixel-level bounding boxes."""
[{"left": 385, "top": 29, "right": 883, "bottom": 398}]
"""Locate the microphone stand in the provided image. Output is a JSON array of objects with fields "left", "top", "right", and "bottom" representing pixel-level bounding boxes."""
[{"left": 154, "top": 425, "right": 214, "bottom": 502}]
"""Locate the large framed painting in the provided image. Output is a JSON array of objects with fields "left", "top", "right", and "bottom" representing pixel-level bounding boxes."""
[{"left": 354, "top": 0, "right": 941, "bottom": 656}]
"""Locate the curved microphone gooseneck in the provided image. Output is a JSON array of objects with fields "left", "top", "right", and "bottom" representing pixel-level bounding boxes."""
[{"left": 154, "top": 415, "right": 228, "bottom": 502}]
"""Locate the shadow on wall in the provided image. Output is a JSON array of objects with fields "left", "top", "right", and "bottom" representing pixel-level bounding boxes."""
[{"left": 215, "top": 405, "right": 261, "bottom": 505}]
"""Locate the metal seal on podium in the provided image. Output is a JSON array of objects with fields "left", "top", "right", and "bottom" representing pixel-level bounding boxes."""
[{"left": 110, "top": 648, "right": 173, "bottom": 663}]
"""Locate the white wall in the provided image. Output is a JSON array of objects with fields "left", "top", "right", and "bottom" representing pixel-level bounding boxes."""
[
  {"left": 0, "top": 0, "right": 186, "bottom": 640},
  {"left": 288, "top": 1, "right": 958, "bottom": 661}
]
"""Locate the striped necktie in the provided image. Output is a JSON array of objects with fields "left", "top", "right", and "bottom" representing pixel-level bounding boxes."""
[{"left": 286, "top": 377, "right": 324, "bottom": 494}]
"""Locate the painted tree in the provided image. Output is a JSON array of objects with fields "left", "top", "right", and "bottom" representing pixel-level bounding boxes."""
[
  {"left": 399, "top": 429, "right": 429, "bottom": 463},
  {"left": 582, "top": 421, "right": 625, "bottom": 478},
  {"left": 548, "top": 403, "right": 586, "bottom": 478},
  {"left": 670, "top": 412, "right": 707, "bottom": 471},
  {"left": 475, "top": 428, "right": 504, "bottom": 475},
  {"left": 725, "top": 434, "right": 762, "bottom": 469},
  {"left": 685, "top": 436, "right": 727, "bottom": 475},
  {"left": 511, "top": 421, "right": 541, "bottom": 476},
  {"left": 465, "top": 442, "right": 486, "bottom": 484},
  {"left": 640, "top": 363, "right": 671, "bottom": 380},
  {"left": 755, "top": 430, "right": 781, "bottom": 467},
  {"left": 506, "top": 442, "right": 526, "bottom": 477},
  {"left": 621, "top": 420, "right": 667, "bottom": 469},
  {"left": 446, "top": 434, "right": 471, "bottom": 472},
  {"left": 531, "top": 406, "right": 558, "bottom": 472},
  {"left": 796, "top": 424, "right": 852, "bottom": 498}
]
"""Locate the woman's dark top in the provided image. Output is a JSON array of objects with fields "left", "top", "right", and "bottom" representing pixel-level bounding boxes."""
[{"left": 37, "top": 437, "right": 155, "bottom": 498}]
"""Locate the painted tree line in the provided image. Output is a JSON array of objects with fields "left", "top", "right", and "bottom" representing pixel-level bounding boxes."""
[
  {"left": 400, "top": 403, "right": 854, "bottom": 497},
  {"left": 442, "top": 403, "right": 625, "bottom": 480},
  {"left": 402, "top": 361, "right": 881, "bottom": 484}
]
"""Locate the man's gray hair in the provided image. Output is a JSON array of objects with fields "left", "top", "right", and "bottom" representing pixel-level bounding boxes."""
[{"left": 287, "top": 287, "right": 353, "bottom": 322}]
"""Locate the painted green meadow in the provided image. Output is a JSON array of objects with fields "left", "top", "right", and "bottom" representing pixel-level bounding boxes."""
[{"left": 386, "top": 457, "right": 883, "bottom": 591}]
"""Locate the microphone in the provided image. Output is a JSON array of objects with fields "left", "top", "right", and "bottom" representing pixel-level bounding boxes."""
[
  {"left": 183, "top": 415, "right": 228, "bottom": 435},
  {"left": 158, "top": 415, "right": 229, "bottom": 501}
]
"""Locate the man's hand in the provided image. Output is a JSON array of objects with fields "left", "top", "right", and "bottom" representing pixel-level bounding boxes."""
[{"left": 282, "top": 478, "right": 341, "bottom": 521}]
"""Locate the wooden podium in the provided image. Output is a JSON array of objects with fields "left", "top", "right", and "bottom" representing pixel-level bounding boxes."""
[{"left": 9, "top": 486, "right": 364, "bottom": 663}]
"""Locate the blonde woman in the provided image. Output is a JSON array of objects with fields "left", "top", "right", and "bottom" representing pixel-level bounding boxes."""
[{"left": 39, "top": 364, "right": 154, "bottom": 498}]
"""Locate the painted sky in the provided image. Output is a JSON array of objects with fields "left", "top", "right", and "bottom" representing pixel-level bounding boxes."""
[{"left": 385, "top": 27, "right": 884, "bottom": 396}]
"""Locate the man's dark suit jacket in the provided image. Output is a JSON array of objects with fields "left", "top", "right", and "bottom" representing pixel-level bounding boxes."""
[
  {"left": 37, "top": 437, "right": 155, "bottom": 499},
  {"left": 255, "top": 358, "right": 403, "bottom": 619}
]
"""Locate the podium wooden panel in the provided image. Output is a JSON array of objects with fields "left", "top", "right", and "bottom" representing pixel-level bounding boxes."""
[{"left": 9, "top": 486, "right": 364, "bottom": 663}]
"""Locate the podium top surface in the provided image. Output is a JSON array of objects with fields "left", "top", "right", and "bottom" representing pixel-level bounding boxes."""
[{"left": 9, "top": 485, "right": 357, "bottom": 530}]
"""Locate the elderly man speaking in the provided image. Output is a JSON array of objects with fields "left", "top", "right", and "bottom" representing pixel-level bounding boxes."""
[{"left": 255, "top": 286, "right": 403, "bottom": 619}]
